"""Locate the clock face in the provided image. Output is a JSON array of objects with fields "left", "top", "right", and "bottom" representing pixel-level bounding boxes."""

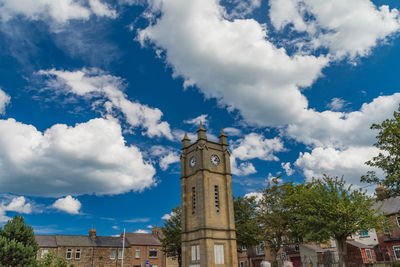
[
  {"left": 190, "top": 156, "right": 197, "bottom": 167},
  {"left": 210, "top": 154, "right": 220, "bottom": 166}
]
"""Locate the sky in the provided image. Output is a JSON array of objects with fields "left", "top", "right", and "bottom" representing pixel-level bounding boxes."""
[{"left": 0, "top": 0, "right": 400, "bottom": 236}]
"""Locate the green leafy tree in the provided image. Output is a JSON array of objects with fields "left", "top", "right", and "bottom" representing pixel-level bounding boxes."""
[
  {"left": 256, "top": 178, "right": 296, "bottom": 267},
  {"left": 37, "top": 252, "right": 74, "bottom": 267},
  {"left": 160, "top": 205, "right": 182, "bottom": 267},
  {"left": 0, "top": 215, "right": 39, "bottom": 267},
  {"left": 234, "top": 196, "right": 260, "bottom": 250},
  {"left": 361, "top": 104, "right": 400, "bottom": 197},
  {"left": 289, "top": 175, "right": 384, "bottom": 267}
]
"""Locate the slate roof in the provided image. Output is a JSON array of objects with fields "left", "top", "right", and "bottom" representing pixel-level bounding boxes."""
[
  {"left": 125, "top": 233, "right": 162, "bottom": 246},
  {"left": 35, "top": 235, "right": 130, "bottom": 248},
  {"left": 35, "top": 235, "right": 57, "bottom": 248},
  {"left": 346, "top": 240, "right": 374, "bottom": 249},
  {"left": 372, "top": 196, "right": 400, "bottom": 215}
]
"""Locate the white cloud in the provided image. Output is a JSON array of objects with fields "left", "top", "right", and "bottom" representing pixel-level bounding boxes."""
[
  {"left": 225, "top": 0, "right": 261, "bottom": 19},
  {"left": 295, "top": 146, "right": 382, "bottom": 187},
  {"left": 52, "top": 195, "right": 81, "bottom": 215},
  {"left": 162, "top": 211, "right": 176, "bottom": 221},
  {"left": 0, "top": 0, "right": 117, "bottom": 23},
  {"left": 223, "top": 127, "right": 242, "bottom": 137},
  {"left": 244, "top": 192, "right": 263, "bottom": 202},
  {"left": 327, "top": 98, "right": 348, "bottom": 111},
  {"left": 112, "top": 225, "right": 119, "bottom": 230},
  {"left": 281, "top": 162, "right": 294, "bottom": 176},
  {"left": 0, "top": 196, "right": 32, "bottom": 222},
  {"left": 134, "top": 229, "right": 149, "bottom": 233},
  {"left": 146, "top": 225, "right": 153, "bottom": 229},
  {"left": 0, "top": 117, "right": 156, "bottom": 197},
  {"left": 269, "top": 0, "right": 400, "bottom": 59},
  {"left": 138, "top": 0, "right": 329, "bottom": 127},
  {"left": 184, "top": 114, "right": 209, "bottom": 127},
  {"left": 0, "top": 89, "right": 10, "bottom": 115},
  {"left": 231, "top": 133, "right": 284, "bottom": 161},
  {"left": 230, "top": 133, "right": 284, "bottom": 176},
  {"left": 287, "top": 94, "right": 400, "bottom": 148},
  {"left": 123, "top": 218, "right": 150, "bottom": 223},
  {"left": 38, "top": 68, "right": 173, "bottom": 140},
  {"left": 150, "top": 145, "right": 180, "bottom": 171}
]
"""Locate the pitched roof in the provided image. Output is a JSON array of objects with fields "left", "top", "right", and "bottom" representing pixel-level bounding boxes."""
[
  {"left": 346, "top": 240, "right": 374, "bottom": 249},
  {"left": 35, "top": 235, "right": 57, "bottom": 247},
  {"left": 125, "top": 233, "right": 161, "bottom": 246},
  {"left": 372, "top": 196, "right": 400, "bottom": 215},
  {"left": 35, "top": 235, "right": 129, "bottom": 248}
]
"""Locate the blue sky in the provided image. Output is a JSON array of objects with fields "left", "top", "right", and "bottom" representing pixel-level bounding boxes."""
[{"left": 0, "top": 0, "right": 400, "bottom": 236}]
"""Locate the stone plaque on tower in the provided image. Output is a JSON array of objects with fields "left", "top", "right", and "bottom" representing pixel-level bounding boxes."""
[{"left": 180, "top": 123, "right": 238, "bottom": 267}]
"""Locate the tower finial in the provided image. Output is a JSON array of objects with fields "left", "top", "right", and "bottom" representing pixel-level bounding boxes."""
[
  {"left": 182, "top": 131, "right": 191, "bottom": 148},
  {"left": 197, "top": 121, "right": 207, "bottom": 140},
  {"left": 219, "top": 128, "right": 228, "bottom": 145}
]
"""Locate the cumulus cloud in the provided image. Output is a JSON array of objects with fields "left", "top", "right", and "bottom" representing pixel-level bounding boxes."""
[
  {"left": 0, "top": 0, "right": 117, "bottom": 23},
  {"left": 0, "top": 117, "right": 156, "bottom": 197},
  {"left": 137, "top": 0, "right": 400, "bottom": 187},
  {"left": 38, "top": 68, "right": 173, "bottom": 140},
  {"left": 138, "top": 0, "right": 329, "bottom": 127},
  {"left": 150, "top": 145, "right": 180, "bottom": 171},
  {"left": 134, "top": 229, "right": 149, "bottom": 233},
  {"left": 281, "top": 162, "right": 294, "bottom": 176},
  {"left": 230, "top": 133, "right": 284, "bottom": 175},
  {"left": 52, "top": 195, "right": 81, "bottom": 214},
  {"left": 0, "top": 89, "right": 10, "bottom": 115},
  {"left": 269, "top": 0, "right": 400, "bottom": 59},
  {"left": 224, "top": 0, "right": 261, "bottom": 19},
  {"left": 161, "top": 211, "right": 175, "bottom": 221},
  {"left": 184, "top": 114, "right": 209, "bottom": 127},
  {"left": 326, "top": 98, "right": 349, "bottom": 111},
  {"left": 295, "top": 146, "right": 382, "bottom": 187},
  {"left": 223, "top": 127, "right": 242, "bottom": 137},
  {"left": 0, "top": 196, "right": 32, "bottom": 223}
]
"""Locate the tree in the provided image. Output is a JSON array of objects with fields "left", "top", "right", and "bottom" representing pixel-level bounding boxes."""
[
  {"left": 361, "top": 104, "right": 400, "bottom": 196},
  {"left": 37, "top": 251, "right": 74, "bottom": 267},
  {"left": 256, "top": 178, "right": 297, "bottom": 267},
  {"left": 234, "top": 196, "right": 260, "bottom": 250},
  {"left": 0, "top": 215, "right": 39, "bottom": 267},
  {"left": 160, "top": 205, "right": 182, "bottom": 267},
  {"left": 289, "top": 175, "right": 384, "bottom": 267}
]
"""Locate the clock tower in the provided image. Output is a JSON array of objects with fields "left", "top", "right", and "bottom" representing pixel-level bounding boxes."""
[{"left": 180, "top": 123, "right": 238, "bottom": 267}]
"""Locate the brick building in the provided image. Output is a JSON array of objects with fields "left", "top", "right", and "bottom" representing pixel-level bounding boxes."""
[
  {"left": 125, "top": 232, "right": 166, "bottom": 267},
  {"left": 373, "top": 196, "right": 400, "bottom": 262},
  {"left": 35, "top": 228, "right": 132, "bottom": 267}
]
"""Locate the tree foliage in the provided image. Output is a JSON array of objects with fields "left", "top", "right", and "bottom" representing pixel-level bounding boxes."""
[
  {"left": 0, "top": 215, "right": 39, "bottom": 267},
  {"left": 37, "top": 252, "right": 74, "bottom": 267},
  {"left": 256, "top": 178, "right": 296, "bottom": 267},
  {"left": 361, "top": 104, "right": 400, "bottom": 196},
  {"left": 288, "top": 175, "right": 384, "bottom": 267},
  {"left": 160, "top": 205, "right": 182, "bottom": 267},
  {"left": 234, "top": 196, "right": 260, "bottom": 250}
]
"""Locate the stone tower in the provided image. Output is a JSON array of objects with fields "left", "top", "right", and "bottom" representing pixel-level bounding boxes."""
[{"left": 180, "top": 123, "right": 238, "bottom": 267}]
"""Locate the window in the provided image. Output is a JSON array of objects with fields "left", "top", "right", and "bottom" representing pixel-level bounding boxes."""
[
  {"left": 192, "top": 187, "right": 196, "bottom": 214},
  {"left": 214, "top": 244, "right": 224, "bottom": 264},
  {"left": 394, "top": 246, "right": 400, "bottom": 261},
  {"left": 191, "top": 245, "right": 200, "bottom": 261},
  {"left": 384, "top": 218, "right": 391, "bottom": 235},
  {"left": 135, "top": 248, "right": 140, "bottom": 258},
  {"left": 110, "top": 249, "right": 116, "bottom": 259},
  {"left": 149, "top": 248, "right": 158, "bottom": 258},
  {"left": 359, "top": 230, "right": 369, "bottom": 237},
  {"left": 66, "top": 248, "right": 72, "bottom": 259},
  {"left": 75, "top": 248, "right": 81, "bottom": 260},
  {"left": 118, "top": 249, "right": 123, "bottom": 259},
  {"left": 397, "top": 216, "right": 400, "bottom": 227},
  {"left": 214, "top": 185, "right": 220, "bottom": 212},
  {"left": 256, "top": 243, "right": 265, "bottom": 255},
  {"left": 240, "top": 261, "right": 244, "bottom": 267},
  {"left": 240, "top": 245, "right": 247, "bottom": 251},
  {"left": 41, "top": 249, "right": 49, "bottom": 258},
  {"left": 365, "top": 249, "right": 372, "bottom": 259}
]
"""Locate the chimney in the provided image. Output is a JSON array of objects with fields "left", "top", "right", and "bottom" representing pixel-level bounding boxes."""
[
  {"left": 376, "top": 184, "right": 387, "bottom": 200},
  {"left": 89, "top": 228, "right": 96, "bottom": 240}
]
